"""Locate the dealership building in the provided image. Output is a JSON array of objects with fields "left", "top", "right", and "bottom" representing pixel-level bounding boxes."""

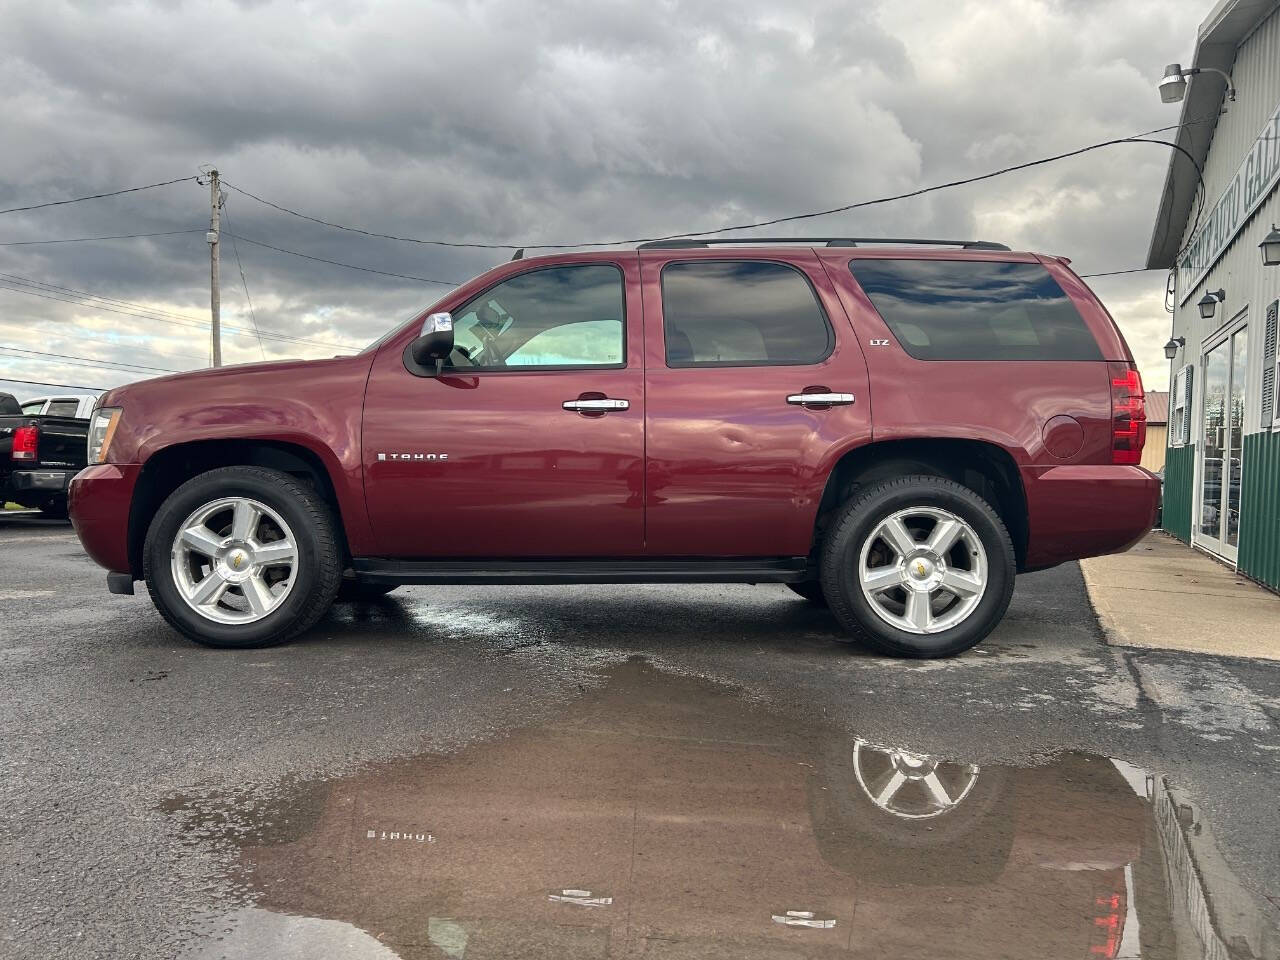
[{"left": 1147, "top": 0, "right": 1280, "bottom": 590}]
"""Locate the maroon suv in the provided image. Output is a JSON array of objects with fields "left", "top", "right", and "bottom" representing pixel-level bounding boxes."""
[{"left": 69, "top": 238, "right": 1158, "bottom": 656}]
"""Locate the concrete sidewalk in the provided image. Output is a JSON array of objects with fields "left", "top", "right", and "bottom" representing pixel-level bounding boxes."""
[{"left": 1080, "top": 531, "right": 1280, "bottom": 661}]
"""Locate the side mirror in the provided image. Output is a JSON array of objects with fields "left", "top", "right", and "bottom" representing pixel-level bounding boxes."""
[{"left": 404, "top": 312, "right": 454, "bottom": 377}]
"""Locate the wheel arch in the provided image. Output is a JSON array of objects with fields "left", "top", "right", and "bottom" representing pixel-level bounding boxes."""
[
  {"left": 127, "top": 438, "right": 350, "bottom": 578},
  {"left": 812, "top": 438, "right": 1028, "bottom": 570}
]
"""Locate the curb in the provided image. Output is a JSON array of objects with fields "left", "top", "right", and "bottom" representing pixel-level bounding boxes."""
[{"left": 1078, "top": 558, "right": 1128, "bottom": 647}]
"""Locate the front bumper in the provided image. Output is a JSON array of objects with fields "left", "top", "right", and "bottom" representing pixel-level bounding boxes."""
[
  {"left": 69, "top": 463, "right": 142, "bottom": 577},
  {"left": 1022, "top": 464, "right": 1160, "bottom": 570},
  {"left": 10, "top": 468, "right": 74, "bottom": 492}
]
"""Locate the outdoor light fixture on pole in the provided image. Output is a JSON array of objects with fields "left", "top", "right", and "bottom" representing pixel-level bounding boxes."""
[
  {"left": 1164, "top": 337, "right": 1185, "bottom": 360},
  {"left": 1158, "top": 63, "right": 1235, "bottom": 103},
  {"left": 1197, "top": 289, "right": 1226, "bottom": 320},
  {"left": 1261, "top": 225, "right": 1280, "bottom": 266}
]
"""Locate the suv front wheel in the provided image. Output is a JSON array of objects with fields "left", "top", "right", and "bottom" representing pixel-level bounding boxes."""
[
  {"left": 143, "top": 466, "right": 342, "bottom": 648},
  {"left": 820, "top": 475, "right": 1015, "bottom": 657}
]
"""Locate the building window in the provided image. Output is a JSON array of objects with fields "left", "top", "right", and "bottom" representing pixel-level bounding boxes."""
[
  {"left": 1262, "top": 299, "right": 1278, "bottom": 428},
  {"left": 1171, "top": 363, "right": 1194, "bottom": 446}
]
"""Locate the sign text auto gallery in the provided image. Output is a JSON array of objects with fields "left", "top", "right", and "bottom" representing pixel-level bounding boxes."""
[{"left": 1176, "top": 99, "right": 1280, "bottom": 298}]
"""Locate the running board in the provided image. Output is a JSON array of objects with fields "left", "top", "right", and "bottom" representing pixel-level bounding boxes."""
[{"left": 351, "top": 557, "right": 811, "bottom": 586}]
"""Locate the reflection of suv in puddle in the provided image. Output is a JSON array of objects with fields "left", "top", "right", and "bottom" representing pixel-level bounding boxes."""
[{"left": 170, "top": 661, "right": 1276, "bottom": 959}]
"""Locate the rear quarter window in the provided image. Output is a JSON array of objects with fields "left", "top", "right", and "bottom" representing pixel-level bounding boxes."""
[
  {"left": 44, "top": 400, "right": 81, "bottom": 417},
  {"left": 847, "top": 259, "right": 1102, "bottom": 361}
]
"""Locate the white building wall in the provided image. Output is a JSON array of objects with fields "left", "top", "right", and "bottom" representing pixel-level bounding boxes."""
[{"left": 1168, "top": 3, "right": 1280, "bottom": 441}]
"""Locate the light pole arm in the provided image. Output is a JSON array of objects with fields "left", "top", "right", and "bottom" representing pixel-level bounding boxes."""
[{"left": 1187, "top": 66, "right": 1236, "bottom": 101}]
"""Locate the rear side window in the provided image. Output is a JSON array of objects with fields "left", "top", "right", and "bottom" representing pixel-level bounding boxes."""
[
  {"left": 20, "top": 401, "right": 45, "bottom": 415},
  {"left": 45, "top": 400, "right": 80, "bottom": 417},
  {"left": 847, "top": 259, "right": 1102, "bottom": 361},
  {"left": 661, "top": 260, "right": 833, "bottom": 367}
]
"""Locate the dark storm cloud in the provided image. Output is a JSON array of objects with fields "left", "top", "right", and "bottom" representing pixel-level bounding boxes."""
[{"left": 0, "top": 0, "right": 1202, "bottom": 394}]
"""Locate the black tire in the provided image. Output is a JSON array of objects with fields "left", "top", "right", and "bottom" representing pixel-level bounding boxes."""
[
  {"left": 335, "top": 580, "right": 399, "bottom": 602},
  {"left": 143, "top": 466, "right": 342, "bottom": 649},
  {"left": 820, "top": 475, "right": 1015, "bottom": 658},
  {"left": 786, "top": 581, "right": 827, "bottom": 604}
]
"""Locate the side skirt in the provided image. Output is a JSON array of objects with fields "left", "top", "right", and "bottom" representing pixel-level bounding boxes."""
[{"left": 351, "top": 557, "right": 812, "bottom": 586}]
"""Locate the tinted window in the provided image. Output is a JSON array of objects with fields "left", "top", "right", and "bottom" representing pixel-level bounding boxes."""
[
  {"left": 448, "top": 264, "right": 624, "bottom": 371},
  {"left": 20, "top": 401, "right": 45, "bottom": 415},
  {"left": 661, "top": 261, "right": 833, "bottom": 367},
  {"left": 847, "top": 259, "right": 1102, "bottom": 361},
  {"left": 45, "top": 400, "right": 80, "bottom": 417}
]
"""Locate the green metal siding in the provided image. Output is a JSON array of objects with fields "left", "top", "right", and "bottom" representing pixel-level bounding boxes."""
[
  {"left": 1163, "top": 444, "right": 1196, "bottom": 543},
  {"left": 1238, "top": 431, "right": 1280, "bottom": 590}
]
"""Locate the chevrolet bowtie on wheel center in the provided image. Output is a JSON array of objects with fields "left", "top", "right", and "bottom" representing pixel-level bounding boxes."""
[{"left": 70, "top": 238, "right": 1157, "bottom": 656}]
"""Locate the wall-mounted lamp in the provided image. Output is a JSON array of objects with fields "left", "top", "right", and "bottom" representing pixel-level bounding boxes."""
[
  {"left": 1163, "top": 336, "right": 1185, "bottom": 360},
  {"left": 1159, "top": 63, "right": 1235, "bottom": 104},
  {"left": 1261, "top": 225, "right": 1280, "bottom": 267},
  {"left": 1197, "top": 289, "right": 1226, "bottom": 320}
]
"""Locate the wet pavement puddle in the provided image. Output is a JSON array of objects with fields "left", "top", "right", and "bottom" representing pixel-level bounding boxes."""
[{"left": 164, "top": 659, "right": 1279, "bottom": 959}]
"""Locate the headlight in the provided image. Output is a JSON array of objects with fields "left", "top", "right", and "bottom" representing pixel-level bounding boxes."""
[{"left": 87, "top": 407, "right": 123, "bottom": 464}]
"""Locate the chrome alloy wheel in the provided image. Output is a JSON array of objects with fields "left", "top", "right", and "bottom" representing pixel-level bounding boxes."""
[
  {"left": 857, "top": 506, "right": 987, "bottom": 635},
  {"left": 170, "top": 497, "right": 298, "bottom": 625},
  {"left": 851, "top": 740, "right": 981, "bottom": 820}
]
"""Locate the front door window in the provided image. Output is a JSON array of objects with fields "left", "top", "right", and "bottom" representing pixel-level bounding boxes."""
[{"left": 1198, "top": 323, "right": 1248, "bottom": 557}]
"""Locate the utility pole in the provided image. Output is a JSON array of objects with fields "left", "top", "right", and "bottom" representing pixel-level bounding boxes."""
[{"left": 206, "top": 168, "right": 222, "bottom": 367}]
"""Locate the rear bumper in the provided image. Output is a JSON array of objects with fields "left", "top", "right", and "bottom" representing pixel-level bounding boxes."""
[
  {"left": 10, "top": 468, "right": 74, "bottom": 492},
  {"left": 1022, "top": 465, "right": 1159, "bottom": 571},
  {"left": 69, "top": 463, "right": 141, "bottom": 577}
]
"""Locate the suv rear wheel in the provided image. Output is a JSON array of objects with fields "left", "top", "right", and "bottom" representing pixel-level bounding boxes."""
[
  {"left": 143, "top": 466, "right": 342, "bottom": 648},
  {"left": 820, "top": 475, "right": 1014, "bottom": 657}
]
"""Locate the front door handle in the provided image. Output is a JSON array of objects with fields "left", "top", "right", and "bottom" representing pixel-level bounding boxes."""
[
  {"left": 563, "top": 398, "right": 629, "bottom": 412},
  {"left": 786, "top": 391, "right": 855, "bottom": 407}
]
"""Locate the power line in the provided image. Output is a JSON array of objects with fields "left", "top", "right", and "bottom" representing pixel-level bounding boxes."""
[
  {"left": 0, "top": 273, "right": 361, "bottom": 351},
  {"left": 221, "top": 207, "right": 267, "bottom": 360},
  {"left": 0, "top": 271, "right": 232, "bottom": 324},
  {"left": 0, "top": 177, "right": 198, "bottom": 217},
  {"left": 0, "top": 350, "right": 161, "bottom": 380},
  {"left": 226, "top": 232, "right": 463, "bottom": 285},
  {"left": 0, "top": 229, "right": 205, "bottom": 246},
  {"left": 1079, "top": 267, "right": 1162, "bottom": 278},
  {"left": 0, "top": 344, "right": 187, "bottom": 374},
  {"left": 0, "top": 377, "right": 110, "bottom": 392},
  {"left": 29, "top": 320, "right": 210, "bottom": 366},
  {"left": 222, "top": 115, "right": 1223, "bottom": 251},
  {"left": 0, "top": 280, "right": 211, "bottom": 328}
]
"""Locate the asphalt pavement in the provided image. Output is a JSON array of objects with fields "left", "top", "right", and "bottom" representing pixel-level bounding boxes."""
[{"left": 1, "top": 511, "right": 1278, "bottom": 959}]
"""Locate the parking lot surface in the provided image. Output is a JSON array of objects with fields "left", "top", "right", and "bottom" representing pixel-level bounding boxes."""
[{"left": 2, "top": 512, "right": 1279, "bottom": 958}]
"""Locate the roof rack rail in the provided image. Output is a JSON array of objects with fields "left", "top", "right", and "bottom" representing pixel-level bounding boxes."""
[{"left": 637, "top": 237, "right": 1011, "bottom": 251}]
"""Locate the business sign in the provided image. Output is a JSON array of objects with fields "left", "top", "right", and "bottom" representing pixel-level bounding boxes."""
[{"left": 1178, "top": 100, "right": 1280, "bottom": 303}]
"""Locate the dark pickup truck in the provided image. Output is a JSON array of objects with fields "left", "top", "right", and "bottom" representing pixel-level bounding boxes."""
[{"left": 0, "top": 392, "right": 96, "bottom": 518}]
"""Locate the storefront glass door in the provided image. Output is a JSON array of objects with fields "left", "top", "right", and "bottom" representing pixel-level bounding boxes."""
[{"left": 1197, "top": 322, "right": 1248, "bottom": 560}]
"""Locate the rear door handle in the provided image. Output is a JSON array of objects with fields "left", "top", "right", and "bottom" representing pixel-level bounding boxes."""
[
  {"left": 786, "top": 392, "right": 854, "bottom": 406},
  {"left": 562, "top": 398, "right": 629, "bottom": 412}
]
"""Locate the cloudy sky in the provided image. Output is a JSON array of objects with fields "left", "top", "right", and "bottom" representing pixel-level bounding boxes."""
[{"left": 0, "top": 0, "right": 1204, "bottom": 401}]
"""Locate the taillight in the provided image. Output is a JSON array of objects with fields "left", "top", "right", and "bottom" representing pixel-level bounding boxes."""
[
  {"left": 1109, "top": 361, "right": 1146, "bottom": 465},
  {"left": 1089, "top": 874, "right": 1127, "bottom": 958},
  {"left": 11, "top": 425, "right": 37, "bottom": 461}
]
